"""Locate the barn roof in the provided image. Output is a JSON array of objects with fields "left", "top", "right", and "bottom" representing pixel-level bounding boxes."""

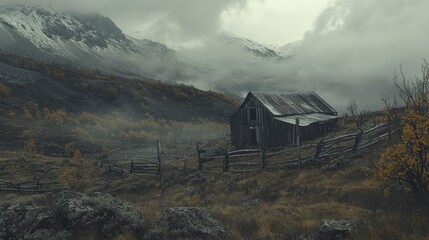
[{"left": 251, "top": 92, "right": 337, "bottom": 116}]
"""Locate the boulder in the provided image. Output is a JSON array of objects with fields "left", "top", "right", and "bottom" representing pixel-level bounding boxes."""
[
  {"left": 160, "top": 207, "right": 230, "bottom": 240},
  {"left": 315, "top": 219, "right": 364, "bottom": 240},
  {"left": 0, "top": 191, "right": 145, "bottom": 239}
]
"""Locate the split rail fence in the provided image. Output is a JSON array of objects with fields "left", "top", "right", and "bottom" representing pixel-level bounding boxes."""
[
  {"left": 129, "top": 140, "right": 164, "bottom": 194},
  {"left": 0, "top": 179, "right": 60, "bottom": 193},
  {"left": 197, "top": 123, "right": 391, "bottom": 173}
]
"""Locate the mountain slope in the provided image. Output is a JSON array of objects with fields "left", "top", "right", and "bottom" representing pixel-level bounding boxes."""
[
  {"left": 0, "top": 5, "right": 193, "bottom": 81},
  {"left": 0, "top": 52, "right": 237, "bottom": 152},
  {"left": 0, "top": 5, "right": 298, "bottom": 90}
]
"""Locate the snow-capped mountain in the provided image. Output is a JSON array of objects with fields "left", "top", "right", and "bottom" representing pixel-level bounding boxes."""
[
  {"left": 0, "top": 5, "right": 298, "bottom": 89},
  {"left": 0, "top": 5, "right": 189, "bottom": 81},
  {"left": 268, "top": 41, "right": 302, "bottom": 58}
]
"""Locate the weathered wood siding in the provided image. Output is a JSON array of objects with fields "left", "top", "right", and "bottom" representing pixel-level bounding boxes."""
[
  {"left": 230, "top": 95, "right": 292, "bottom": 149},
  {"left": 231, "top": 94, "right": 338, "bottom": 149}
]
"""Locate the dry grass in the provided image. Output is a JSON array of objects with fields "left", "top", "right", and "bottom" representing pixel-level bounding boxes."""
[{"left": 1, "top": 133, "right": 429, "bottom": 239}]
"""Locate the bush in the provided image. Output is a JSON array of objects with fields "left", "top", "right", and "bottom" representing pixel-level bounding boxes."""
[
  {"left": 375, "top": 61, "right": 429, "bottom": 201},
  {"left": 106, "top": 85, "right": 119, "bottom": 100},
  {"left": 62, "top": 149, "right": 93, "bottom": 192},
  {"left": 24, "top": 140, "right": 36, "bottom": 153},
  {"left": 0, "top": 83, "right": 11, "bottom": 97},
  {"left": 6, "top": 111, "right": 16, "bottom": 119},
  {"left": 79, "top": 82, "right": 89, "bottom": 92}
]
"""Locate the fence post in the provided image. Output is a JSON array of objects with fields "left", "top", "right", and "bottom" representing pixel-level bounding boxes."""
[
  {"left": 157, "top": 140, "right": 164, "bottom": 195},
  {"left": 314, "top": 139, "right": 324, "bottom": 160},
  {"left": 388, "top": 121, "right": 392, "bottom": 142},
  {"left": 130, "top": 160, "right": 134, "bottom": 174},
  {"left": 196, "top": 143, "right": 202, "bottom": 171},
  {"left": 260, "top": 147, "right": 266, "bottom": 169},
  {"left": 223, "top": 149, "right": 229, "bottom": 172},
  {"left": 296, "top": 118, "right": 301, "bottom": 167},
  {"left": 352, "top": 131, "right": 364, "bottom": 154}
]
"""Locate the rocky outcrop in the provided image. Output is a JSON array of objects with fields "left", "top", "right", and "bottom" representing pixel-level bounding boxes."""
[
  {"left": 0, "top": 191, "right": 144, "bottom": 239},
  {"left": 315, "top": 219, "right": 364, "bottom": 240},
  {"left": 159, "top": 207, "right": 230, "bottom": 240}
]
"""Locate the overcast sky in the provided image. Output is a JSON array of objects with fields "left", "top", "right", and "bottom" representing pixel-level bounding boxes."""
[{"left": 1, "top": 0, "right": 429, "bottom": 112}]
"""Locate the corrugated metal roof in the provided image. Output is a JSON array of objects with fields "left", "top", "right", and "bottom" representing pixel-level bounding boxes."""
[
  {"left": 252, "top": 92, "right": 337, "bottom": 116},
  {"left": 275, "top": 113, "right": 339, "bottom": 126}
]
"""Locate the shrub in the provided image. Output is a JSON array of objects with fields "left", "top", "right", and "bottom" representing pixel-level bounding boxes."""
[
  {"left": 106, "top": 85, "right": 119, "bottom": 99},
  {"left": 6, "top": 111, "right": 16, "bottom": 119},
  {"left": 64, "top": 142, "right": 75, "bottom": 157},
  {"left": 0, "top": 83, "right": 11, "bottom": 97},
  {"left": 375, "top": 61, "right": 429, "bottom": 201},
  {"left": 21, "top": 130, "right": 32, "bottom": 139},
  {"left": 62, "top": 149, "right": 93, "bottom": 192},
  {"left": 24, "top": 140, "right": 36, "bottom": 153},
  {"left": 45, "top": 108, "right": 68, "bottom": 125},
  {"left": 21, "top": 107, "right": 33, "bottom": 119},
  {"left": 26, "top": 101, "right": 40, "bottom": 118},
  {"left": 79, "top": 82, "right": 89, "bottom": 92},
  {"left": 73, "top": 127, "right": 94, "bottom": 144}
]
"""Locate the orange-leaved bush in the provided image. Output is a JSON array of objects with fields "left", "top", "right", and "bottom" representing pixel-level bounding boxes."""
[
  {"left": 62, "top": 149, "right": 93, "bottom": 192},
  {"left": 374, "top": 62, "right": 429, "bottom": 201}
]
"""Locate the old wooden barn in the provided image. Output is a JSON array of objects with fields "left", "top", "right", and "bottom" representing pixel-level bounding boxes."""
[{"left": 230, "top": 92, "right": 338, "bottom": 149}]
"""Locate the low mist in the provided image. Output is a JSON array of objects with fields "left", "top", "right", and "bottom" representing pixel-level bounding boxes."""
[{"left": 179, "top": 0, "right": 429, "bottom": 114}]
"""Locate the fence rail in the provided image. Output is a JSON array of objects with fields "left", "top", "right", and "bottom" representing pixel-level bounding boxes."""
[
  {"left": 0, "top": 179, "right": 60, "bottom": 193},
  {"left": 129, "top": 140, "right": 164, "bottom": 194},
  {"left": 197, "top": 123, "right": 391, "bottom": 173}
]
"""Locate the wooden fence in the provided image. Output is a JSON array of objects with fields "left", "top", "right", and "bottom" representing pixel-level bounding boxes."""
[
  {"left": 98, "top": 160, "right": 127, "bottom": 177},
  {"left": 130, "top": 140, "right": 164, "bottom": 194},
  {"left": 197, "top": 123, "right": 391, "bottom": 173},
  {"left": 0, "top": 179, "right": 60, "bottom": 193}
]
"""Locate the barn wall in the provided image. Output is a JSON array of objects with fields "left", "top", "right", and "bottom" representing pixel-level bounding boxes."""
[
  {"left": 231, "top": 95, "right": 292, "bottom": 149},
  {"left": 230, "top": 94, "right": 338, "bottom": 149}
]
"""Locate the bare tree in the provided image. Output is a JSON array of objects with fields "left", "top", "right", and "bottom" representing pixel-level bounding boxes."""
[
  {"left": 374, "top": 60, "right": 429, "bottom": 202},
  {"left": 346, "top": 99, "right": 358, "bottom": 116}
]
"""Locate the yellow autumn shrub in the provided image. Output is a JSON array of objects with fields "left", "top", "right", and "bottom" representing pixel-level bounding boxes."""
[
  {"left": 62, "top": 149, "right": 94, "bottom": 192},
  {"left": 375, "top": 77, "right": 429, "bottom": 201},
  {"left": 0, "top": 82, "right": 11, "bottom": 97}
]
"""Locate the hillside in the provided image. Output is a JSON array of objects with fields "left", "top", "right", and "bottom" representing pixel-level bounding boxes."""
[{"left": 0, "top": 51, "right": 237, "bottom": 154}]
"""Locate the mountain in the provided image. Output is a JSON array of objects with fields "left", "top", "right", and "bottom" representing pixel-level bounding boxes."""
[
  {"left": 0, "top": 5, "right": 191, "bottom": 80},
  {"left": 268, "top": 40, "right": 302, "bottom": 58},
  {"left": 0, "top": 5, "right": 298, "bottom": 92}
]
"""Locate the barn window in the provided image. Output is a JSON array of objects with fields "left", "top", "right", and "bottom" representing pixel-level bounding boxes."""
[{"left": 249, "top": 107, "right": 257, "bottom": 121}]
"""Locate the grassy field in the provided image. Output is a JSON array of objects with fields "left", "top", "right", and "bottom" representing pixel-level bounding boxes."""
[{"left": 1, "top": 121, "right": 428, "bottom": 240}]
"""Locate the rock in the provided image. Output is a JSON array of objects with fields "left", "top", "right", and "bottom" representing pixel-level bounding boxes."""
[
  {"left": 323, "top": 158, "right": 344, "bottom": 171},
  {"left": 315, "top": 219, "right": 364, "bottom": 240},
  {"left": 0, "top": 191, "right": 145, "bottom": 239},
  {"left": 160, "top": 207, "right": 230, "bottom": 240},
  {"left": 243, "top": 199, "right": 260, "bottom": 206}
]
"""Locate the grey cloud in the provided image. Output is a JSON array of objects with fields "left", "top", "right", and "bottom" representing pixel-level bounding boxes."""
[
  {"left": 293, "top": 0, "right": 429, "bottom": 112},
  {"left": 202, "top": 0, "right": 429, "bottom": 113},
  {"left": 0, "top": 0, "right": 248, "bottom": 45}
]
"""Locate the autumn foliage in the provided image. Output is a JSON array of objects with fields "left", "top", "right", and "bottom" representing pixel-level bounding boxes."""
[
  {"left": 375, "top": 62, "right": 429, "bottom": 201},
  {"left": 62, "top": 149, "right": 93, "bottom": 192}
]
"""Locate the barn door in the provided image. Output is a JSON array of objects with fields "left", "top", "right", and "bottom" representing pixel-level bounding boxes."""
[{"left": 250, "top": 127, "right": 258, "bottom": 147}]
